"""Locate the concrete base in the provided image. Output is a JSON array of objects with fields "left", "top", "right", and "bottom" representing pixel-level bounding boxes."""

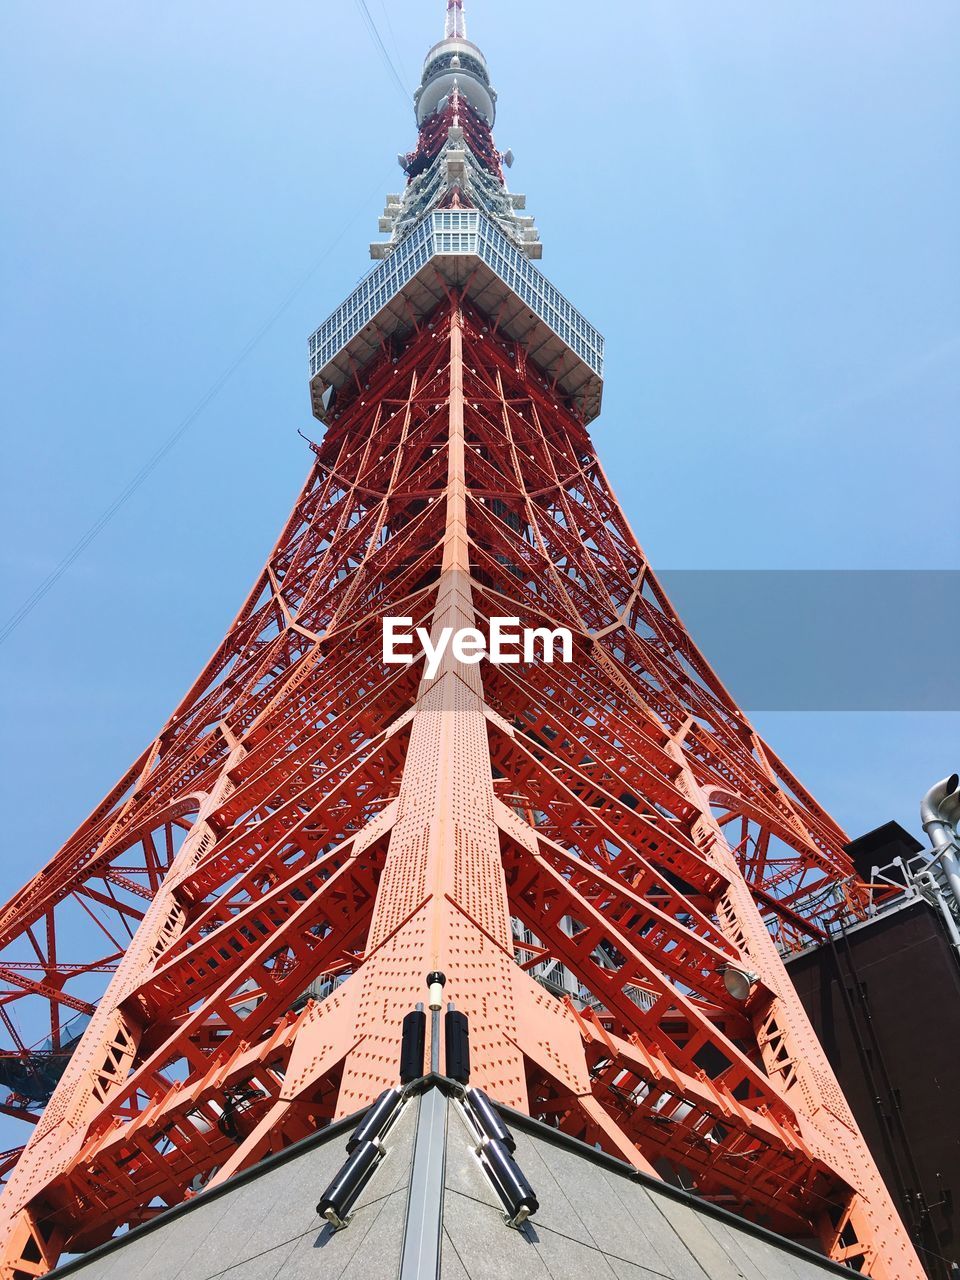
[{"left": 51, "top": 1082, "right": 850, "bottom": 1280}]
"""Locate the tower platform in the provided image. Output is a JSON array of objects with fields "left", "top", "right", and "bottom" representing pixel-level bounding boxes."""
[{"left": 49, "top": 1080, "right": 852, "bottom": 1280}]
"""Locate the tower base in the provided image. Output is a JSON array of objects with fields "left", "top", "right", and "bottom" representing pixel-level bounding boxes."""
[{"left": 49, "top": 1081, "right": 856, "bottom": 1280}]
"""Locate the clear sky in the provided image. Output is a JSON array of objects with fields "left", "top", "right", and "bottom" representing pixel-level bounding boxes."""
[{"left": 1, "top": 0, "right": 957, "bottom": 909}]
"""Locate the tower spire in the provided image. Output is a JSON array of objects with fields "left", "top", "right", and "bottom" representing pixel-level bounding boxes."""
[
  {"left": 444, "top": 0, "right": 466, "bottom": 40},
  {"left": 375, "top": 0, "right": 541, "bottom": 259}
]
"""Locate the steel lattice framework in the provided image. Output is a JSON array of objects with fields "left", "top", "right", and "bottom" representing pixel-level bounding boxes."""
[{"left": 0, "top": 5, "right": 922, "bottom": 1278}]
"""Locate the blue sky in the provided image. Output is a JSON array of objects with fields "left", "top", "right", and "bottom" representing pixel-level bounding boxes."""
[{"left": 1, "top": 0, "right": 957, "bottom": 903}]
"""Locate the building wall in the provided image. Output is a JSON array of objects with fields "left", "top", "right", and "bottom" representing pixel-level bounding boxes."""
[
  {"left": 49, "top": 1103, "right": 417, "bottom": 1280},
  {"left": 787, "top": 899, "right": 960, "bottom": 1280},
  {"left": 50, "top": 1086, "right": 851, "bottom": 1280}
]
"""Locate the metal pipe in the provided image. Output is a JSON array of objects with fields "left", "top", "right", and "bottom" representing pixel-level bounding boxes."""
[
  {"left": 317, "top": 1139, "right": 382, "bottom": 1227},
  {"left": 478, "top": 1137, "right": 539, "bottom": 1225},
  {"left": 920, "top": 774, "right": 959, "bottom": 849},
  {"left": 942, "top": 789, "right": 960, "bottom": 828},
  {"left": 426, "top": 972, "right": 445, "bottom": 1074},
  {"left": 465, "top": 1086, "right": 515, "bottom": 1152},
  {"left": 430, "top": 1008, "right": 441, "bottom": 1074},
  {"left": 346, "top": 1087, "right": 403, "bottom": 1154},
  {"left": 916, "top": 869, "right": 960, "bottom": 953},
  {"left": 920, "top": 774, "right": 960, "bottom": 910}
]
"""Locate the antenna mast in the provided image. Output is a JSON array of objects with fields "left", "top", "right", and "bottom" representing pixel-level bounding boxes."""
[{"left": 445, "top": 0, "right": 466, "bottom": 40}]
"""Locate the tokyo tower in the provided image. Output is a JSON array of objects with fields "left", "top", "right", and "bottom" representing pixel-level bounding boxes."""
[{"left": 0, "top": 4, "right": 924, "bottom": 1277}]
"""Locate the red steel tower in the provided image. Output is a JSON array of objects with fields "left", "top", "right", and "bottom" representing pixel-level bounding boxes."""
[{"left": 0, "top": 5, "right": 923, "bottom": 1277}]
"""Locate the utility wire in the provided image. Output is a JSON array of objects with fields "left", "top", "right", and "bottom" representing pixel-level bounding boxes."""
[
  {"left": 0, "top": 175, "right": 393, "bottom": 649},
  {"left": 377, "top": 0, "right": 411, "bottom": 88},
  {"left": 354, "top": 0, "right": 411, "bottom": 104}
]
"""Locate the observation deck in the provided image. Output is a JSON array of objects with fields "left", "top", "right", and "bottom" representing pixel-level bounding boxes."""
[{"left": 308, "top": 210, "right": 603, "bottom": 424}]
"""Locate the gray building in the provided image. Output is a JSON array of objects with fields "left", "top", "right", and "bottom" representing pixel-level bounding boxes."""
[{"left": 50, "top": 1081, "right": 852, "bottom": 1280}]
